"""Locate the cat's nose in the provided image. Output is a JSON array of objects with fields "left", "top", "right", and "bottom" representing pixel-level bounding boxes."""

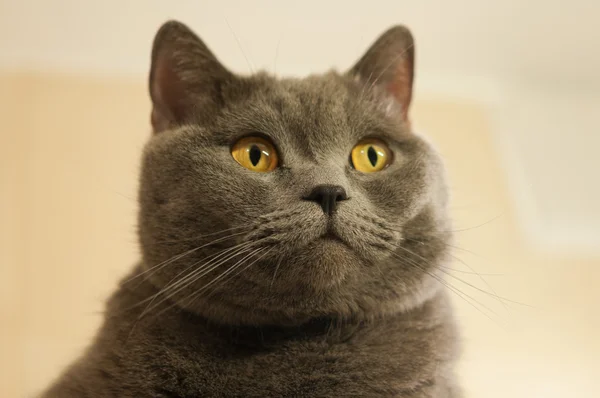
[{"left": 304, "top": 185, "right": 348, "bottom": 215}]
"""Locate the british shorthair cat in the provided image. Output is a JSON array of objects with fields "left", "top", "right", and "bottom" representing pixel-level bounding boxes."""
[{"left": 42, "top": 21, "right": 461, "bottom": 397}]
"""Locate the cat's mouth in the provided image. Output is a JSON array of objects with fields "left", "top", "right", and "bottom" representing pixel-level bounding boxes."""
[
  {"left": 317, "top": 225, "right": 351, "bottom": 249},
  {"left": 319, "top": 231, "right": 344, "bottom": 242}
]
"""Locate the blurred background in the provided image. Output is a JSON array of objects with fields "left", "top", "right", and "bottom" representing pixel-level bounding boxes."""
[{"left": 1, "top": 0, "right": 599, "bottom": 396}]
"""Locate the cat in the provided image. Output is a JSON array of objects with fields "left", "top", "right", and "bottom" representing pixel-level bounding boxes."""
[{"left": 41, "top": 20, "right": 461, "bottom": 397}]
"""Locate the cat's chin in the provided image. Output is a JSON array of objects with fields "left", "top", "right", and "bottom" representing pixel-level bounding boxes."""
[{"left": 284, "top": 238, "right": 362, "bottom": 290}]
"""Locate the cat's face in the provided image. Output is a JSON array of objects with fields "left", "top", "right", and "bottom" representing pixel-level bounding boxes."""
[{"left": 138, "top": 21, "right": 451, "bottom": 325}]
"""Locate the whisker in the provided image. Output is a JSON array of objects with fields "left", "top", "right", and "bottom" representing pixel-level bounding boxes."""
[
  {"left": 151, "top": 224, "right": 253, "bottom": 244},
  {"left": 390, "top": 252, "right": 500, "bottom": 316},
  {"left": 192, "top": 245, "right": 276, "bottom": 305},
  {"left": 159, "top": 246, "right": 272, "bottom": 319},
  {"left": 125, "top": 229, "right": 251, "bottom": 285},
  {"left": 124, "top": 246, "right": 200, "bottom": 285},
  {"left": 385, "top": 214, "right": 503, "bottom": 238},
  {"left": 439, "top": 266, "right": 503, "bottom": 277},
  {"left": 445, "top": 252, "right": 509, "bottom": 311},
  {"left": 394, "top": 243, "right": 526, "bottom": 307},
  {"left": 137, "top": 243, "right": 260, "bottom": 319},
  {"left": 448, "top": 214, "right": 504, "bottom": 233},
  {"left": 124, "top": 242, "right": 260, "bottom": 340},
  {"left": 124, "top": 242, "right": 256, "bottom": 314},
  {"left": 195, "top": 246, "right": 270, "bottom": 300},
  {"left": 389, "top": 252, "right": 504, "bottom": 327},
  {"left": 405, "top": 238, "right": 503, "bottom": 276},
  {"left": 407, "top": 238, "right": 486, "bottom": 259},
  {"left": 153, "top": 241, "right": 262, "bottom": 302},
  {"left": 445, "top": 243, "right": 484, "bottom": 257},
  {"left": 441, "top": 264, "right": 531, "bottom": 308},
  {"left": 270, "top": 254, "right": 284, "bottom": 289},
  {"left": 225, "top": 17, "right": 254, "bottom": 73}
]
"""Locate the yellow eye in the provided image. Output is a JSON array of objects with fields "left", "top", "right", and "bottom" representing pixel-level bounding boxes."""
[
  {"left": 231, "top": 136, "right": 279, "bottom": 172},
  {"left": 350, "top": 139, "right": 392, "bottom": 173}
]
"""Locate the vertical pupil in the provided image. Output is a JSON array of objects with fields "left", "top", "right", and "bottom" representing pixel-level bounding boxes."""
[
  {"left": 249, "top": 145, "right": 262, "bottom": 166},
  {"left": 367, "top": 146, "right": 378, "bottom": 167}
]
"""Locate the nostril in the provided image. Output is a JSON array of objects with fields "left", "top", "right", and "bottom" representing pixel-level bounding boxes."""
[
  {"left": 335, "top": 192, "right": 348, "bottom": 202},
  {"left": 304, "top": 185, "right": 348, "bottom": 215}
]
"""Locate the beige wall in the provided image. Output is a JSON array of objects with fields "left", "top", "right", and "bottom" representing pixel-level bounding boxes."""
[{"left": 1, "top": 72, "right": 599, "bottom": 397}]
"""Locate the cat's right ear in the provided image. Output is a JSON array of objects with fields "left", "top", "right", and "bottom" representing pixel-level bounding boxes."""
[{"left": 149, "top": 21, "right": 233, "bottom": 133}]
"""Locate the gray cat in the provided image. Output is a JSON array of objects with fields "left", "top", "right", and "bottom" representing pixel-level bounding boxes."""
[{"left": 42, "top": 21, "right": 461, "bottom": 397}]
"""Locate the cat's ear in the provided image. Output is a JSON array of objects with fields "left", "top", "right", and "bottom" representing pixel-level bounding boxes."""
[
  {"left": 149, "top": 21, "right": 233, "bottom": 133},
  {"left": 348, "top": 26, "right": 415, "bottom": 123}
]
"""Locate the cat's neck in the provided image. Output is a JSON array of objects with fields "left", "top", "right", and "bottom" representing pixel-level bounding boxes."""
[{"left": 109, "top": 265, "right": 449, "bottom": 347}]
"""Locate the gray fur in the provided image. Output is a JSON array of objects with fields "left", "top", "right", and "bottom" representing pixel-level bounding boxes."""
[{"left": 42, "top": 21, "right": 461, "bottom": 397}]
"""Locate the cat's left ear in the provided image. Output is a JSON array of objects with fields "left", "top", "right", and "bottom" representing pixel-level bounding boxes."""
[
  {"left": 348, "top": 26, "right": 415, "bottom": 123},
  {"left": 149, "top": 21, "right": 233, "bottom": 133}
]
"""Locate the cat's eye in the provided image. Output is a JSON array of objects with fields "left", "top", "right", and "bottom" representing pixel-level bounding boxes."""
[
  {"left": 350, "top": 139, "right": 392, "bottom": 173},
  {"left": 231, "top": 136, "right": 279, "bottom": 172}
]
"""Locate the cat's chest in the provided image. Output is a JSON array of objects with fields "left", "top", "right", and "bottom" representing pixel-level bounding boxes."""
[{"left": 145, "top": 328, "right": 446, "bottom": 397}]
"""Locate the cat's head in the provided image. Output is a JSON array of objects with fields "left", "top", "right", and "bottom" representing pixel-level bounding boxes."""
[{"left": 138, "top": 21, "right": 451, "bottom": 325}]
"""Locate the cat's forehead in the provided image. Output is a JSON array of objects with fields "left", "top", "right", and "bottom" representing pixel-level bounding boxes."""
[
  {"left": 214, "top": 71, "right": 405, "bottom": 159},
  {"left": 241, "top": 73, "right": 380, "bottom": 144},
  {"left": 277, "top": 73, "right": 351, "bottom": 100}
]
